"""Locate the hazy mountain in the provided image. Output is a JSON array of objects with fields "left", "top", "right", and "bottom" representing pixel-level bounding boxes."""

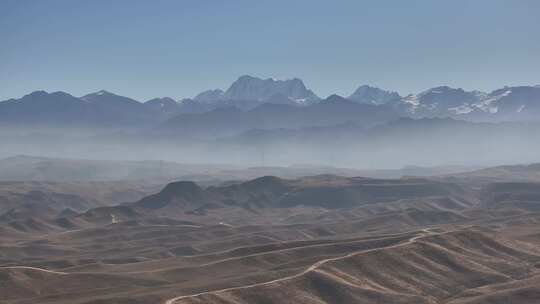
[
  {"left": 396, "top": 85, "right": 540, "bottom": 122},
  {"left": 474, "top": 86, "right": 540, "bottom": 121},
  {"left": 444, "top": 162, "right": 540, "bottom": 184},
  {"left": 173, "top": 98, "right": 211, "bottom": 114},
  {"left": 0, "top": 91, "right": 93, "bottom": 125},
  {"left": 155, "top": 94, "right": 399, "bottom": 138},
  {"left": 193, "top": 89, "right": 225, "bottom": 103},
  {"left": 2, "top": 84, "right": 539, "bottom": 131},
  {"left": 0, "top": 90, "right": 177, "bottom": 128},
  {"left": 0, "top": 155, "right": 234, "bottom": 182},
  {"left": 144, "top": 97, "right": 181, "bottom": 117},
  {"left": 215, "top": 117, "right": 540, "bottom": 169},
  {"left": 348, "top": 85, "right": 401, "bottom": 105},
  {"left": 0, "top": 90, "right": 156, "bottom": 128},
  {"left": 400, "top": 86, "right": 484, "bottom": 117},
  {"left": 145, "top": 96, "right": 220, "bottom": 117},
  {"left": 124, "top": 84, "right": 540, "bottom": 122},
  {"left": 263, "top": 93, "right": 301, "bottom": 106},
  {"left": 188, "top": 81, "right": 540, "bottom": 121},
  {"left": 80, "top": 90, "right": 153, "bottom": 124},
  {"left": 222, "top": 75, "right": 320, "bottom": 104},
  {"left": 192, "top": 75, "right": 320, "bottom": 110}
]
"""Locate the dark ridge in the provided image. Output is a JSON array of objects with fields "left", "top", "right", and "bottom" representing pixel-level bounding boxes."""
[
  {"left": 241, "top": 176, "right": 288, "bottom": 189},
  {"left": 135, "top": 181, "right": 206, "bottom": 209}
]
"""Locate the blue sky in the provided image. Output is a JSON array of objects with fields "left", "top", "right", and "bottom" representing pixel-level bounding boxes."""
[{"left": 1, "top": 0, "right": 539, "bottom": 101}]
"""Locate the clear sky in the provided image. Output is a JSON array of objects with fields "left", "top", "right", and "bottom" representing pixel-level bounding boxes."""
[{"left": 1, "top": 0, "right": 539, "bottom": 101}]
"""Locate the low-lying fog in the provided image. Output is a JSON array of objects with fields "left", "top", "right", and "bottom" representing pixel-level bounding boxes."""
[{"left": 2, "top": 120, "right": 540, "bottom": 171}]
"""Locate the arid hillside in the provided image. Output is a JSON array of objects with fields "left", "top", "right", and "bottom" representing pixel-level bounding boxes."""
[{"left": 2, "top": 167, "right": 540, "bottom": 303}]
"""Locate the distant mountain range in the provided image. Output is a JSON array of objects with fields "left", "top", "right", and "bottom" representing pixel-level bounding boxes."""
[
  {"left": 398, "top": 85, "right": 540, "bottom": 120},
  {"left": 0, "top": 90, "right": 159, "bottom": 128},
  {"left": 155, "top": 95, "right": 399, "bottom": 138},
  {"left": 1, "top": 75, "right": 540, "bottom": 131}
]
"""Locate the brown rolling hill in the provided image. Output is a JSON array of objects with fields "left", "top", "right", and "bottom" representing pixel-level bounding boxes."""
[
  {"left": 119, "top": 175, "right": 473, "bottom": 220},
  {"left": 169, "top": 229, "right": 540, "bottom": 304},
  {"left": 2, "top": 169, "right": 540, "bottom": 303}
]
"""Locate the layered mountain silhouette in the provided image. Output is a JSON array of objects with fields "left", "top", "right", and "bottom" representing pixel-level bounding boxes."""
[
  {"left": 0, "top": 90, "right": 158, "bottom": 127},
  {"left": 144, "top": 97, "right": 182, "bottom": 118},
  {"left": 399, "top": 85, "right": 540, "bottom": 121},
  {"left": 154, "top": 95, "right": 399, "bottom": 138},
  {"left": 1, "top": 76, "right": 539, "bottom": 131}
]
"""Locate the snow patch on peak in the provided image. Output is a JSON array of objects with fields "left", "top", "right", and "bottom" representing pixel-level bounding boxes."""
[
  {"left": 93, "top": 90, "right": 113, "bottom": 96},
  {"left": 474, "top": 89, "right": 511, "bottom": 113},
  {"left": 501, "top": 90, "right": 512, "bottom": 97},
  {"left": 402, "top": 94, "right": 420, "bottom": 106},
  {"left": 294, "top": 98, "right": 308, "bottom": 105},
  {"left": 449, "top": 104, "right": 474, "bottom": 114}
]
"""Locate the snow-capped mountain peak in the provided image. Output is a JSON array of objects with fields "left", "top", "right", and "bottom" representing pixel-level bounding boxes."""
[
  {"left": 192, "top": 75, "right": 320, "bottom": 110},
  {"left": 81, "top": 90, "right": 118, "bottom": 101},
  {"left": 401, "top": 86, "right": 482, "bottom": 116},
  {"left": 223, "top": 75, "right": 319, "bottom": 103},
  {"left": 347, "top": 85, "right": 401, "bottom": 105}
]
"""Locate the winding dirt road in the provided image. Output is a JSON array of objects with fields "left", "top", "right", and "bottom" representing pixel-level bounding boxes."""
[
  {"left": 164, "top": 228, "right": 436, "bottom": 304},
  {"left": 0, "top": 266, "right": 67, "bottom": 275}
]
